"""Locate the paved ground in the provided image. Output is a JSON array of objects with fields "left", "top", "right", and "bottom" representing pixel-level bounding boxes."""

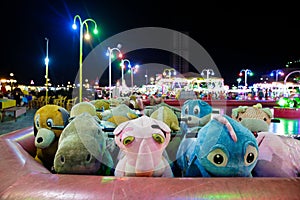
[{"left": 0, "top": 108, "right": 37, "bottom": 135}]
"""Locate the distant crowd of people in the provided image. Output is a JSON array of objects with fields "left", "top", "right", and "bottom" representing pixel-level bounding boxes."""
[{"left": 0, "top": 83, "right": 33, "bottom": 107}]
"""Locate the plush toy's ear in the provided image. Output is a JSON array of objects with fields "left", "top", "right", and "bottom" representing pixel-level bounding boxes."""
[
  {"left": 113, "top": 121, "right": 131, "bottom": 151},
  {"left": 262, "top": 108, "right": 273, "bottom": 118},
  {"left": 231, "top": 106, "right": 248, "bottom": 119},
  {"left": 153, "top": 119, "right": 171, "bottom": 134},
  {"left": 113, "top": 121, "right": 130, "bottom": 136},
  {"left": 58, "top": 107, "right": 70, "bottom": 127},
  {"left": 213, "top": 114, "right": 237, "bottom": 142},
  {"left": 51, "top": 107, "right": 70, "bottom": 130},
  {"left": 33, "top": 118, "right": 38, "bottom": 137}
]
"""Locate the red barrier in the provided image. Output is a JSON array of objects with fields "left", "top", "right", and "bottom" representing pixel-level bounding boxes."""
[
  {"left": 143, "top": 99, "right": 278, "bottom": 107},
  {"left": 0, "top": 127, "right": 299, "bottom": 199},
  {"left": 274, "top": 107, "right": 300, "bottom": 119}
]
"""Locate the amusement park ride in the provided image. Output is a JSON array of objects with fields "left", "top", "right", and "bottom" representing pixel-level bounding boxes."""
[{"left": 0, "top": 69, "right": 299, "bottom": 199}]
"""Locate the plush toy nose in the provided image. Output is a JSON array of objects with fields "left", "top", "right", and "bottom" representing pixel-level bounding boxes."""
[
  {"left": 135, "top": 171, "right": 154, "bottom": 177},
  {"left": 37, "top": 137, "right": 43, "bottom": 143},
  {"left": 184, "top": 115, "right": 201, "bottom": 127},
  {"left": 35, "top": 128, "right": 55, "bottom": 149},
  {"left": 135, "top": 139, "right": 154, "bottom": 173}
]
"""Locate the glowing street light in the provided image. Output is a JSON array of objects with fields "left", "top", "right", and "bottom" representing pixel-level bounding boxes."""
[
  {"left": 201, "top": 68, "right": 214, "bottom": 80},
  {"left": 239, "top": 69, "right": 253, "bottom": 87},
  {"left": 44, "top": 37, "right": 49, "bottom": 105},
  {"left": 270, "top": 69, "right": 284, "bottom": 82},
  {"left": 120, "top": 59, "right": 131, "bottom": 86},
  {"left": 72, "top": 15, "right": 99, "bottom": 102},
  {"left": 107, "top": 44, "right": 122, "bottom": 99},
  {"left": 128, "top": 64, "right": 139, "bottom": 88},
  {"left": 9, "top": 73, "right": 14, "bottom": 90},
  {"left": 237, "top": 78, "right": 242, "bottom": 87}
]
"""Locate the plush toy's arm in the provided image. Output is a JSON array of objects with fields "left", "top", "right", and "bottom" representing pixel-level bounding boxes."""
[
  {"left": 185, "top": 156, "right": 204, "bottom": 177},
  {"left": 114, "top": 157, "right": 127, "bottom": 177},
  {"left": 34, "top": 149, "right": 43, "bottom": 164},
  {"left": 161, "top": 157, "right": 174, "bottom": 177},
  {"left": 102, "top": 149, "right": 115, "bottom": 169},
  {"left": 186, "top": 156, "right": 211, "bottom": 177}
]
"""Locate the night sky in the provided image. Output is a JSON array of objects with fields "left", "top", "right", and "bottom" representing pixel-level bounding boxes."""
[{"left": 2, "top": 1, "right": 299, "bottom": 87}]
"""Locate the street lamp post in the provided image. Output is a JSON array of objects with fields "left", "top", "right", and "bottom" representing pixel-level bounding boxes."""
[
  {"left": 107, "top": 45, "right": 122, "bottom": 99},
  {"left": 45, "top": 37, "right": 49, "bottom": 105},
  {"left": 239, "top": 69, "right": 253, "bottom": 87},
  {"left": 9, "top": 73, "right": 14, "bottom": 91},
  {"left": 237, "top": 78, "right": 242, "bottom": 87},
  {"left": 72, "top": 15, "right": 98, "bottom": 103},
  {"left": 129, "top": 64, "right": 139, "bottom": 88},
  {"left": 201, "top": 69, "right": 214, "bottom": 80},
  {"left": 270, "top": 69, "right": 284, "bottom": 82},
  {"left": 120, "top": 59, "right": 131, "bottom": 87}
]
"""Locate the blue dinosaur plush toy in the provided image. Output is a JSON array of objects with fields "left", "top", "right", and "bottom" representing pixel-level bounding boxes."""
[
  {"left": 172, "top": 99, "right": 213, "bottom": 176},
  {"left": 180, "top": 99, "right": 212, "bottom": 137},
  {"left": 176, "top": 114, "right": 259, "bottom": 177}
]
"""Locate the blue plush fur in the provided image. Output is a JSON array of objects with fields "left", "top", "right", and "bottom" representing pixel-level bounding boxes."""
[
  {"left": 176, "top": 114, "right": 259, "bottom": 177},
  {"left": 174, "top": 99, "right": 213, "bottom": 176}
]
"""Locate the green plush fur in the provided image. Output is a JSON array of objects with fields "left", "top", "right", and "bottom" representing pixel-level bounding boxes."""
[{"left": 53, "top": 112, "right": 114, "bottom": 175}]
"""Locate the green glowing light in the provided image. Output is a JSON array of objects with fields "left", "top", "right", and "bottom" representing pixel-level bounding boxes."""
[
  {"left": 201, "top": 192, "right": 245, "bottom": 199},
  {"left": 101, "top": 177, "right": 115, "bottom": 183},
  {"left": 277, "top": 97, "right": 289, "bottom": 107},
  {"left": 277, "top": 97, "right": 300, "bottom": 108}
]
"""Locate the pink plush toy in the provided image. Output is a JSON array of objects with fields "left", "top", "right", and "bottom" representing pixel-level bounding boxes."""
[
  {"left": 113, "top": 115, "right": 173, "bottom": 177},
  {"left": 252, "top": 132, "right": 300, "bottom": 177}
]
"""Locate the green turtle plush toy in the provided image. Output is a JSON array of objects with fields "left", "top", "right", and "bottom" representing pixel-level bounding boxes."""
[{"left": 53, "top": 111, "right": 114, "bottom": 175}]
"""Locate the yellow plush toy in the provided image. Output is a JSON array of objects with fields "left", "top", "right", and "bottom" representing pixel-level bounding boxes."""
[
  {"left": 101, "top": 104, "right": 139, "bottom": 126},
  {"left": 150, "top": 105, "right": 180, "bottom": 132},
  {"left": 34, "top": 104, "right": 69, "bottom": 171},
  {"left": 70, "top": 101, "right": 97, "bottom": 119},
  {"left": 90, "top": 99, "right": 110, "bottom": 120},
  {"left": 90, "top": 99, "right": 110, "bottom": 111}
]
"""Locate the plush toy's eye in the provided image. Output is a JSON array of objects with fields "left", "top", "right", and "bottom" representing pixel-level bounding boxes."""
[
  {"left": 152, "top": 133, "right": 165, "bottom": 144},
  {"left": 123, "top": 136, "right": 135, "bottom": 146},
  {"left": 46, "top": 118, "right": 54, "bottom": 128},
  {"left": 238, "top": 117, "right": 242, "bottom": 121},
  {"left": 35, "top": 114, "right": 40, "bottom": 129},
  {"left": 184, "top": 106, "right": 189, "bottom": 115},
  {"left": 207, "top": 148, "right": 228, "bottom": 167},
  {"left": 193, "top": 105, "right": 200, "bottom": 116},
  {"left": 60, "top": 155, "right": 65, "bottom": 164},
  {"left": 263, "top": 117, "right": 267, "bottom": 121},
  {"left": 86, "top": 153, "right": 92, "bottom": 162},
  {"left": 244, "top": 145, "right": 258, "bottom": 166}
]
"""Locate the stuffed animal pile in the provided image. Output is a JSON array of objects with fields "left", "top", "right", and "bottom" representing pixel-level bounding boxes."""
[{"left": 31, "top": 99, "right": 299, "bottom": 178}]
